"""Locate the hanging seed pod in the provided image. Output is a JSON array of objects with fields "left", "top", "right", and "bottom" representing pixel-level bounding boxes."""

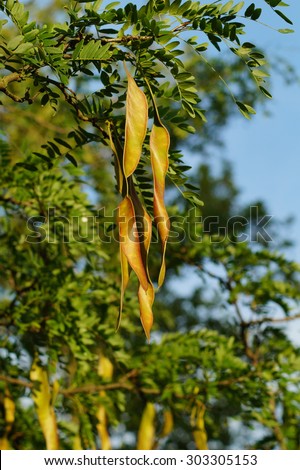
[
  {"left": 123, "top": 64, "right": 148, "bottom": 179},
  {"left": 150, "top": 117, "right": 170, "bottom": 287},
  {"left": 191, "top": 402, "right": 208, "bottom": 450},
  {"left": 138, "top": 282, "right": 154, "bottom": 341},
  {"left": 0, "top": 387, "right": 15, "bottom": 450},
  {"left": 160, "top": 409, "right": 174, "bottom": 438},
  {"left": 117, "top": 245, "right": 130, "bottom": 330},
  {"left": 118, "top": 195, "right": 148, "bottom": 291},
  {"left": 145, "top": 77, "right": 171, "bottom": 288},
  {"left": 137, "top": 402, "right": 156, "bottom": 450},
  {"left": 30, "top": 356, "right": 59, "bottom": 450},
  {"left": 129, "top": 181, "right": 154, "bottom": 339},
  {"left": 96, "top": 354, "right": 113, "bottom": 450}
]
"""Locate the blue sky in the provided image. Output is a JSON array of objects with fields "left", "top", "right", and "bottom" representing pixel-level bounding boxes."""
[
  {"left": 130, "top": 0, "right": 300, "bottom": 259},
  {"left": 220, "top": 0, "right": 300, "bottom": 259}
]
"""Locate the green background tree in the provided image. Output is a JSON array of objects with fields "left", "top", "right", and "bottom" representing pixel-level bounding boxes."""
[{"left": 1, "top": 0, "right": 300, "bottom": 450}]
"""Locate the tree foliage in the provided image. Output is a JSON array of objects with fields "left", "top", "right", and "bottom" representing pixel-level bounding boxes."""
[{"left": 1, "top": 0, "right": 300, "bottom": 450}]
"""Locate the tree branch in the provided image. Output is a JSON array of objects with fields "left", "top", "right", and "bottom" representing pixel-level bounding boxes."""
[
  {"left": 242, "top": 313, "right": 300, "bottom": 327},
  {"left": 0, "top": 370, "right": 256, "bottom": 400},
  {"left": 197, "top": 264, "right": 260, "bottom": 364},
  {"left": 0, "top": 194, "right": 34, "bottom": 207},
  {"left": 0, "top": 375, "right": 33, "bottom": 389},
  {"left": 100, "top": 35, "right": 153, "bottom": 43},
  {"left": 0, "top": 72, "right": 22, "bottom": 88},
  {"left": 0, "top": 69, "right": 36, "bottom": 103},
  {"left": 37, "top": 75, "right": 109, "bottom": 138}
]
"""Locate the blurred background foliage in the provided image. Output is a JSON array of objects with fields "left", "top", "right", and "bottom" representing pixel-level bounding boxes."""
[{"left": 0, "top": 0, "right": 300, "bottom": 450}]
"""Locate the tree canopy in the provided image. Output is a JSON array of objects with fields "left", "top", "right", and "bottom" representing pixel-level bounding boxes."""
[{"left": 1, "top": 0, "right": 300, "bottom": 451}]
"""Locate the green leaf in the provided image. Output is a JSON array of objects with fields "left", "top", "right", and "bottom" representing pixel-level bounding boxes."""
[
  {"left": 14, "top": 42, "right": 34, "bottom": 54},
  {"left": 15, "top": 162, "right": 38, "bottom": 171},
  {"left": 94, "top": 43, "right": 111, "bottom": 60},
  {"left": 72, "top": 39, "right": 84, "bottom": 60},
  {"left": 230, "top": 1, "right": 244, "bottom": 14},
  {"left": 274, "top": 9, "right": 293, "bottom": 25},
  {"left": 182, "top": 191, "right": 204, "bottom": 207},
  {"left": 7, "top": 35, "right": 24, "bottom": 51},
  {"left": 251, "top": 8, "right": 262, "bottom": 20},
  {"left": 165, "top": 41, "right": 180, "bottom": 51},
  {"left": 40, "top": 94, "right": 49, "bottom": 107},
  {"left": 269, "top": 0, "right": 281, "bottom": 7},
  {"left": 220, "top": 1, "right": 234, "bottom": 15},
  {"left": 24, "top": 28, "right": 40, "bottom": 42},
  {"left": 65, "top": 153, "right": 78, "bottom": 167},
  {"left": 195, "top": 43, "right": 208, "bottom": 52},
  {"left": 259, "top": 86, "right": 272, "bottom": 98},
  {"left": 244, "top": 3, "right": 255, "bottom": 17},
  {"left": 54, "top": 138, "right": 72, "bottom": 149},
  {"left": 278, "top": 28, "right": 294, "bottom": 34},
  {"left": 252, "top": 68, "right": 270, "bottom": 78},
  {"left": 236, "top": 101, "right": 256, "bottom": 118},
  {"left": 6, "top": 0, "right": 15, "bottom": 10},
  {"left": 170, "top": 0, "right": 182, "bottom": 14},
  {"left": 105, "top": 1, "right": 120, "bottom": 9}
]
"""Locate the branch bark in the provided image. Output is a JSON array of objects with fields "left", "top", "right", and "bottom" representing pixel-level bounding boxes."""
[{"left": 242, "top": 313, "right": 300, "bottom": 327}]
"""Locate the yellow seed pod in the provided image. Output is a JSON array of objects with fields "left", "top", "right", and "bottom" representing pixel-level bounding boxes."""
[
  {"left": 96, "top": 354, "right": 114, "bottom": 450},
  {"left": 138, "top": 282, "right": 154, "bottom": 341},
  {"left": 137, "top": 402, "right": 156, "bottom": 450},
  {"left": 118, "top": 195, "right": 148, "bottom": 291},
  {"left": 160, "top": 409, "right": 174, "bottom": 438},
  {"left": 191, "top": 402, "right": 208, "bottom": 450},
  {"left": 150, "top": 105, "right": 170, "bottom": 287},
  {"left": 123, "top": 64, "right": 148, "bottom": 178},
  {"left": 30, "top": 357, "right": 59, "bottom": 450}
]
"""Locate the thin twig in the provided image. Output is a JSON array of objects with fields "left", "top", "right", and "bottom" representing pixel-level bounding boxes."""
[
  {"left": 0, "top": 375, "right": 32, "bottom": 388},
  {"left": 0, "top": 195, "right": 34, "bottom": 207},
  {"left": 242, "top": 313, "right": 300, "bottom": 327}
]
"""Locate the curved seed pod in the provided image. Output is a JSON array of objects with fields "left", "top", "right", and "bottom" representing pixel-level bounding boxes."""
[
  {"left": 0, "top": 387, "right": 15, "bottom": 450},
  {"left": 72, "top": 417, "right": 83, "bottom": 450},
  {"left": 123, "top": 64, "right": 148, "bottom": 178},
  {"left": 129, "top": 179, "right": 152, "bottom": 276},
  {"left": 160, "top": 409, "right": 174, "bottom": 438},
  {"left": 129, "top": 180, "right": 155, "bottom": 339},
  {"left": 4, "top": 390, "right": 15, "bottom": 432},
  {"left": 30, "top": 357, "right": 59, "bottom": 450},
  {"left": 150, "top": 116, "right": 170, "bottom": 287},
  {"left": 116, "top": 245, "right": 130, "bottom": 331},
  {"left": 117, "top": 180, "right": 153, "bottom": 331},
  {"left": 137, "top": 402, "right": 156, "bottom": 450},
  {"left": 191, "top": 402, "right": 208, "bottom": 450},
  {"left": 138, "top": 282, "right": 154, "bottom": 341},
  {"left": 118, "top": 195, "right": 148, "bottom": 291},
  {"left": 96, "top": 406, "right": 111, "bottom": 450},
  {"left": 107, "top": 123, "right": 132, "bottom": 330},
  {"left": 96, "top": 354, "right": 113, "bottom": 450},
  {"left": 0, "top": 437, "right": 9, "bottom": 450}
]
